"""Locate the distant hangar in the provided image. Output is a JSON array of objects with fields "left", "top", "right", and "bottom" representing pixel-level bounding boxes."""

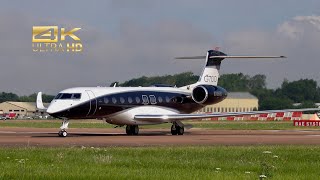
[
  {"left": 198, "top": 92, "right": 258, "bottom": 113},
  {"left": 0, "top": 101, "right": 49, "bottom": 117}
]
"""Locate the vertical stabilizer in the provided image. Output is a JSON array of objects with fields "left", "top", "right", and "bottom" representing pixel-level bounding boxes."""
[{"left": 198, "top": 50, "right": 226, "bottom": 86}]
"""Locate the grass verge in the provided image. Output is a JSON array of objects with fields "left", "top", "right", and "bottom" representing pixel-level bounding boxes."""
[{"left": 0, "top": 146, "right": 319, "bottom": 179}]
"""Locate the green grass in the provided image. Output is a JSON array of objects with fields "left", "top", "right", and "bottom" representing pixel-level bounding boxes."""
[
  {"left": 0, "top": 146, "right": 320, "bottom": 179},
  {"left": 0, "top": 120, "right": 318, "bottom": 130}
]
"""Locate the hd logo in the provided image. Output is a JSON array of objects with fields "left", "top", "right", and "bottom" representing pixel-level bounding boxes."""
[{"left": 32, "top": 26, "right": 83, "bottom": 52}]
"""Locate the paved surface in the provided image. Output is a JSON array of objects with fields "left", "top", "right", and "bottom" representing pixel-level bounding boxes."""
[{"left": 0, "top": 128, "right": 320, "bottom": 147}]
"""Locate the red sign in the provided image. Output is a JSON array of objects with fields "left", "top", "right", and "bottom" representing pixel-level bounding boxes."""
[{"left": 293, "top": 120, "right": 320, "bottom": 127}]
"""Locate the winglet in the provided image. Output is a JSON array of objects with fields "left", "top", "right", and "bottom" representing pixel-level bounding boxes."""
[{"left": 36, "top": 92, "right": 47, "bottom": 110}]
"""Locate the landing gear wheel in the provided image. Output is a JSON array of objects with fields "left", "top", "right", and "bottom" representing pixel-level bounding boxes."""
[
  {"left": 171, "top": 124, "right": 184, "bottom": 135},
  {"left": 126, "top": 125, "right": 132, "bottom": 135},
  {"left": 171, "top": 125, "right": 177, "bottom": 135},
  {"left": 177, "top": 126, "right": 184, "bottom": 135},
  {"left": 132, "top": 125, "right": 139, "bottom": 135},
  {"left": 126, "top": 125, "right": 139, "bottom": 135},
  {"left": 58, "top": 130, "right": 68, "bottom": 137}
]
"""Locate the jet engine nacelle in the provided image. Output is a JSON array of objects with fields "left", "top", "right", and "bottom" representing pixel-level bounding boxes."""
[{"left": 191, "top": 85, "right": 227, "bottom": 105}]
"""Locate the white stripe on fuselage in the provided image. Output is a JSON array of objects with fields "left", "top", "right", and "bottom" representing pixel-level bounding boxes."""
[{"left": 59, "top": 86, "right": 191, "bottom": 97}]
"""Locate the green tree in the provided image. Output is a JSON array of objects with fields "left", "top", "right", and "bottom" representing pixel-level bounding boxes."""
[
  {"left": 279, "top": 79, "right": 320, "bottom": 102},
  {"left": 0, "top": 92, "right": 19, "bottom": 103}
]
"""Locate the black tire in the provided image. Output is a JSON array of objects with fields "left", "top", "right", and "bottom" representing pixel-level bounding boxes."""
[
  {"left": 132, "top": 125, "right": 139, "bottom": 135},
  {"left": 171, "top": 125, "right": 177, "bottom": 135},
  {"left": 177, "top": 126, "right": 184, "bottom": 135},
  {"left": 126, "top": 125, "right": 132, "bottom": 135}
]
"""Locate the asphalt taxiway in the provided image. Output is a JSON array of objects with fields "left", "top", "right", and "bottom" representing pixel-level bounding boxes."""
[{"left": 0, "top": 128, "right": 320, "bottom": 147}]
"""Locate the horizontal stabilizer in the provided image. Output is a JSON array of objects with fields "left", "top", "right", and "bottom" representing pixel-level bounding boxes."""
[
  {"left": 175, "top": 55, "right": 286, "bottom": 59},
  {"left": 209, "top": 55, "right": 286, "bottom": 59},
  {"left": 175, "top": 56, "right": 206, "bottom": 59}
]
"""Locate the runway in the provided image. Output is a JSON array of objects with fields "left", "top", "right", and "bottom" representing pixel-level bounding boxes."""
[{"left": 0, "top": 127, "right": 320, "bottom": 147}]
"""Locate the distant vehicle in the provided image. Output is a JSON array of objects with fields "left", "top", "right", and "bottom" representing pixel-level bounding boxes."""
[
  {"left": 36, "top": 49, "right": 319, "bottom": 137},
  {"left": 2, "top": 113, "right": 17, "bottom": 120}
]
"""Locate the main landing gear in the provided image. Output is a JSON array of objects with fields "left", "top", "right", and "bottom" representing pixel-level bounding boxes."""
[
  {"left": 171, "top": 121, "right": 184, "bottom": 135},
  {"left": 58, "top": 119, "right": 69, "bottom": 137},
  {"left": 126, "top": 125, "right": 139, "bottom": 135}
]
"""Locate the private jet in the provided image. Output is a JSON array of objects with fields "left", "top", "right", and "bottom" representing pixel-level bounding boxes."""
[{"left": 37, "top": 50, "right": 319, "bottom": 137}]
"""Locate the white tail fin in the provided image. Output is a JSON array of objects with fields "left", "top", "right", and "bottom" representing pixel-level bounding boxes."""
[
  {"left": 198, "top": 50, "right": 225, "bottom": 86},
  {"left": 176, "top": 50, "right": 285, "bottom": 89}
]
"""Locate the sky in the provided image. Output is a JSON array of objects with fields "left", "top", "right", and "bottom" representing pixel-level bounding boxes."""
[{"left": 1, "top": 0, "right": 320, "bottom": 95}]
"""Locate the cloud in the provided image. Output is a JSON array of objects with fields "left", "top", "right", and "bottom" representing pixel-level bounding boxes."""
[{"left": 224, "top": 15, "right": 320, "bottom": 88}]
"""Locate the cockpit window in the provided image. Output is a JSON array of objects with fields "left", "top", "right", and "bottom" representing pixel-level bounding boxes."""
[
  {"left": 54, "top": 93, "right": 62, "bottom": 99},
  {"left": 55, "top": 93, "right": 81, "bottom": 100},
  {"left": 72, "top": 93, "right": 81, "bottom": 99},
  {"left": 60, "top": 93, "right": 72, "bottom": 99}
]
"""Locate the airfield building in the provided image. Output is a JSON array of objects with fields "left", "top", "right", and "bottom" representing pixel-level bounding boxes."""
[
  {"left": 198, "top": 92, "right": 258, "bottom": 113},
  {"left": 0, "top": 101, "right": 49, "bottom": 116}
]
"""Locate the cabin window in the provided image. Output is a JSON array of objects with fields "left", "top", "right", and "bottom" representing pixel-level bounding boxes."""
[
  {"left": 112, "top": 97, "right": 117, "bottom": 104},
  {"left": 120, "top": 97, "right": 125, "bottom": 104},
  {"left": 135, "top": 97, "right": 141, "bottom": 103},
  {"left": 104, "top": 97, "right": 109, "bottom": 104},
  {"left": 165, "top": 96, "right": 170, "bottom": 103},
  {"left": 128, "top": 97, "right": 133, "bottom": 103}
]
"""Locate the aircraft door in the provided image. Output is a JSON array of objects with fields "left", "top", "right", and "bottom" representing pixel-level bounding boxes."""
[{"left": 85, "top": 90, "right": 97, "bottom": 117}]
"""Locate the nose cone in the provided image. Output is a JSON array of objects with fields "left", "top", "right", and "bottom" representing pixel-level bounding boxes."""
[
  {"left": 46, "top": 102, "right": 58, "bottom": 114},
  {"left": 46, "top": 101, "right": 69, "bottom": 118},
  {"left": 46, "top": 106, "right": 55, "bottom": 115}
]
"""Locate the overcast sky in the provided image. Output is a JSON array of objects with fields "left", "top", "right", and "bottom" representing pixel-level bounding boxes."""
[{"left": 1, "top": 0, "right": 320, "bottom": 95}]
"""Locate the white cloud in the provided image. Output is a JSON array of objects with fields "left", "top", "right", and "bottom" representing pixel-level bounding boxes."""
[{"left": 224, "top": 15, "right": 320, "bottom": 88}]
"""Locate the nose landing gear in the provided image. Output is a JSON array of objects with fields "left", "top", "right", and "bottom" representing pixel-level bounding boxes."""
[{"left": 58, "top": 119, "right": 69, "bottom": 137}]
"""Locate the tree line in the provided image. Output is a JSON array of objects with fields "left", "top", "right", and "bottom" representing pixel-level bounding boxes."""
[
  {"left": 1, "top": 72, "right": 319, "bottom": 110},
  {"left": 0, "top": 92, "right": 54, "bottom": 103}
]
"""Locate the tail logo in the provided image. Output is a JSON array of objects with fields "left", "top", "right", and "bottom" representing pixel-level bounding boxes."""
[{"left": 204, "top": 75, "right": 218, "bottom": 83}]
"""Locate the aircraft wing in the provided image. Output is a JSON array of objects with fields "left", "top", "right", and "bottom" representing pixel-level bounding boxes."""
[{"left": 134, "top": 108, "right": 320, "bottom": 121}]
